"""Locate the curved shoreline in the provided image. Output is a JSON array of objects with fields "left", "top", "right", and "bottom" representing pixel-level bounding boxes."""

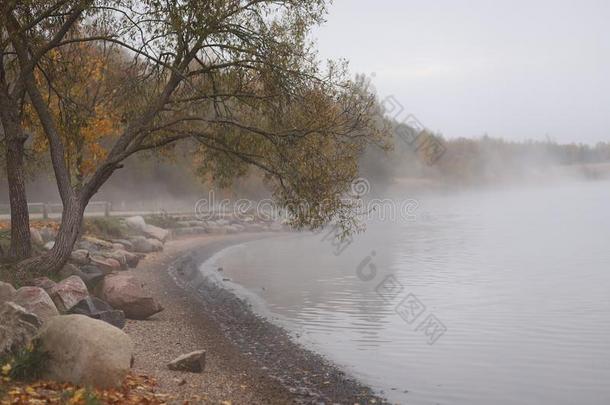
[{"left": 125, "top": 233, "right": 386, "bottom": 404}]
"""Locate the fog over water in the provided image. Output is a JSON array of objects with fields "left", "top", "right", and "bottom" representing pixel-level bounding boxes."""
[{"left": 202, "top": 179, "right": 610, "bottom": 404}]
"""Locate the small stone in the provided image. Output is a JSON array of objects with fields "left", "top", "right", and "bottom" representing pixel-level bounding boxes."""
[{"left": 167, "top": 350, "right": 206, "bottom": 373}]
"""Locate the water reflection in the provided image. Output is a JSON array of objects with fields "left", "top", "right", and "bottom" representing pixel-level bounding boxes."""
[{"left": 207, "top": 180, "right": 610, "bottom": 404}]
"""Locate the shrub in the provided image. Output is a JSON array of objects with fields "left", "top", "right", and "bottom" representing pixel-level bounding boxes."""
[
  {"left": 83, "top": 217, "right": 130, "bottom": 239},
  {"left": 1, "top": 341, "right": 49, "bottom": 382}
]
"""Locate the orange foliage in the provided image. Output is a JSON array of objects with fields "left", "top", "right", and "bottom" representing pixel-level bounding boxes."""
[
  {"left": 25, "top": 41, "right": 122, "bottom": 182},
  {"left": 0, "top": 373, "right": 171, "bottom": 404}
]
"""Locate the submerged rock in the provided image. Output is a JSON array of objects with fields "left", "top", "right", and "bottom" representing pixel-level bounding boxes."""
[
  {"left": 37, "top": 314, "right": 134, "bottom": 388},
  {"left": 167, "top": 350, "right": 206, "bottom": 373}
]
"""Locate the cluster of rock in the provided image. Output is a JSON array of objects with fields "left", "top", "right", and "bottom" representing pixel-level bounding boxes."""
[
  {"left": 0, "top": 213, "right": 279, "bottom": 389},
  {"left": 169, "top": 214, "right": 287, "bottom": 236},
  {"left": 0, "top": 216, "right": 170, "bottom": 388}
]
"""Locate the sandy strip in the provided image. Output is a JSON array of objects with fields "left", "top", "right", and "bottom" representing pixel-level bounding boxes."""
[{"left": 124, "top": 233, "right": 385, "bottom": 404}]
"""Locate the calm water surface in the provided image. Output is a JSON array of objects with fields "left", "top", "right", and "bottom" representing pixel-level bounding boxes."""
[{"left": 201, "top": 180, "right": 610, "bottom": 404}]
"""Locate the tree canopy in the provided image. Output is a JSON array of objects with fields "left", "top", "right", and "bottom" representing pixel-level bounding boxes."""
[{"left": 0, "top": 0, "right": 387, "bottom": 272}]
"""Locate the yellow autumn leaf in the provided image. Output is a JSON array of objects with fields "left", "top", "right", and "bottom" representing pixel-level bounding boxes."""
[
  {"left": 1, "top": 363, "right": 11, "bottom": 375},
  {"left": 69, "top": 388, "right": 85, "bottom": 404}
]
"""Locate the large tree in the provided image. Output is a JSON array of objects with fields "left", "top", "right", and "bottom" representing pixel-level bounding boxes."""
[{"left": 1, "top": 0, "right": 386, "bottom": 276}]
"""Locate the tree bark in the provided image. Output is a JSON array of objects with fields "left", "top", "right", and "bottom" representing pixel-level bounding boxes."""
[
  {"left": 5, "top": 133, "right": 31, "bottom": 260},
  {"left": 0, "top": 86, "right": 31, "bottom": 261},
  {"left": 16, "top": 197, "right": 84, "bottom": 276}
]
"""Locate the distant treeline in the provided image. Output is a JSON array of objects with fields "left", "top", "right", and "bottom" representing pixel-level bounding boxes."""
[{"left": 361, "top": 124, "right": 610, "bottom": 188}]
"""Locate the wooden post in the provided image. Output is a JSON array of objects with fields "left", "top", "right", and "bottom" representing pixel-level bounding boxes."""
[
  {"left": 42, "top": 203, "right": 48, "bottom": 219},
  {"left": 104, "top": 202, "right": 111, "bottom": 217}
]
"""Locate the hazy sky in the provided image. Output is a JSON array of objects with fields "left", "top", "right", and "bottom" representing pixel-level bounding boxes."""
[{"left": 314, "top": 0, "right": 610, "bottom": 144}]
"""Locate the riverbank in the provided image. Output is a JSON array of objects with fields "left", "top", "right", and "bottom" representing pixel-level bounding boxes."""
[{"left": 125, "top": 233, "right": 386, "bottom": 404}]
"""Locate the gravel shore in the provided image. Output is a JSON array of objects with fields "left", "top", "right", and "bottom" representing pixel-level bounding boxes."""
[{"left": 124, "top": 233, "right": 386, "bottom": 404}]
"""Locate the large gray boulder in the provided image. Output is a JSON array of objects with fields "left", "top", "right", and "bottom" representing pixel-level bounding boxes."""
[
  {"left": 68, "top": 297, "right": 126, "bottom": 329},
  {"left": 167, "top": 350, "right": 206, "bottom": 373},
  {"left": 0, "top": 281, "right": 16, "bottom": 303},
  {"left": 37, "top": 315, "right": 134, "bottom": 388},
  {"left": 0, "top": 302, "right": 42, "bottom": 356},
  {"left": 143, "top": 224, "right": 169, "bottom": 242},
  {"left": 48, "top": 276, "right": 89, "bottom": 313},
  {"left": 125, "top": 216, "right": 147, "bottom": 232},
  {"left": 12, "top": 286, "right": 59, "bottom": 321},
  {"left": 95, "top": 273, "right": 163, "bottom": 320}
]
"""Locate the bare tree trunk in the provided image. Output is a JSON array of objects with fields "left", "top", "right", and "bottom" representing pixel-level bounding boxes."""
[
  {"left": 16, "top": 197, "right": 84, "bottom": 276},
  {"left": 5, "top": 133, "right": 31, "bottom": 260},
  {"left": 0, "top": 87, "right": 32, "bottom": 261}
]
